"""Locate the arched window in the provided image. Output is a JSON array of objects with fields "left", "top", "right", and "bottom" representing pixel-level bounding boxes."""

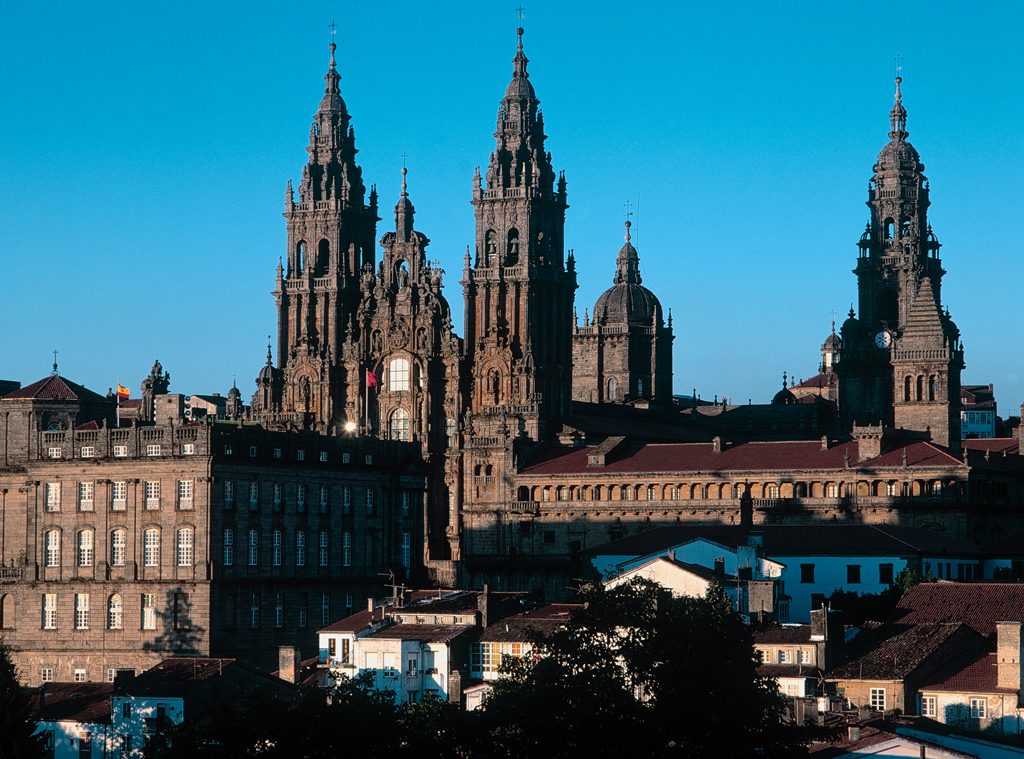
[
  {"left": 44, "top": 529, "right": 60, "bottom": 567},
  {"left": 389, "top": 408, "right": 411, "bottom": 441},
  {"left": 488, "top": 369, "right": 501, "bottom": 405},
  {"left": 316, "top": 239, "right": 330, "bottom": 275},
  {"left": 176, "top": 527, "right": 194, "bottom": 567},
  {"left": 272, "top": 529, "right": 282, "bottom": 566},
  {"left": 319, "top": 531, "right": 329, "bottom": 567},
  {"left": 485, "top": 230, "right": 497, "bottom": 260},
  {"left": 608, "top": 378, "right": 618, "bottom": 401},
  {"left": 765, "top": 484, "right": 779, "bottom": 499},
  {"left": 108, "top": 594, "right": 123, "bottom": 630},
  {"left": 223, "top": 529, "right": 234, "bottom": 566},
  {"left": 904, "top": 376, "right": 912, "bottom": 402},
  {"left": 916, "top": 376, "right": 924, "bottom": 402},
  {"left": 884, "top": 218, "right": 895, "bottom": 240},
  {"left": 296, "top": 241, "right": 306, "bottom": 272},
  {"left": 248, "top": 529, "right": 259, "bottom": 566},
  {"left": 517, "top": 486, "right": 529, "bottom": 501},
  {"left": 110, "top": 528, "right": 127, "bottom": 567},
  {"left": 507, "top": 228, "right": 520, "bottom": 261},
  {"left": 77, "top": 529, "right": 94, "bottom": 567},
  {"left": 295, "top": 531, "right": 306, "bottom": 567},
  {"left": 928, "top": 375, "right": 937, "bottom": 401},
  {"left": 389, "top": 358, "right": 411, "bottom": 392},
  {"left": 143, "top": 528, "right": 160, "bottom": 567},
  {"left": 0, "top": 594, "right": 14, "bottom": 629}
]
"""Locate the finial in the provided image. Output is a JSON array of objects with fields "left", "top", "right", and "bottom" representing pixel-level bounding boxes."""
[
  {"left": 624, "top": 220, "right": 632, "bottom": 243},
  {"left": 888, "top": 54, "right": 908, "bottom": 139},
  {"left": 51, "top": 348, "right": 58, "bottom": 376},
  {"left": 848, "top": 304, "right": 855, "bottom": 319},
  {"left": 266, "top": 336, "right": 273, "bottom": 366},
  {"left": 782, "top": 371, "right": 787, "bottom": 389},
  {"left": 328, "top": 19, "right": 337, "bottom": 70},
  {"left": 830, "top": 310, "right": 837, "bottom": 334},
  {"left": 516, "top": 3, "right": 525, "bottom": 49},
  {"left": 667, "top": 308, "right": 673, "bottom": 328},
  {"left": 401, "top": 165, "right": 408, "bottom": 196}
]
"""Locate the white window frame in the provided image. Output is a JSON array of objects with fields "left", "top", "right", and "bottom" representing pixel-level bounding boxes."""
[
  {"left": 296, "top": 530, "right": 306, "bottom": 567},
  {"left": 248, "top": 529, "right": 259, "bottom": 566},
  {"left": 401, "top": 531, "right": 411, "bottom": 569},
  {"left": 223, "top": 529, "right": 234, "bottom": 566},
  {"left": 343, "top": 486, "right": 352, "bottom": 513},
  {"left": 248, "top": 482, "right": 259, "bottom": 510},
  {"left": 176, "top": 527, "right": 193, "bottom": 567},
  {"left": 111, "top": 481, "right": 127, "bottom": 511},
  {"left": 44, "top": 530, "right": 60, "bottom": 567},
  {"left": 971, "top": 698, "right": 987, "bottom": 719},
  {"left": 113, "top": 444, "right": 128, "bottom": 458},
  {"left": 297, "top": 484, "right": 306, "bottom": 511},
  {"left": 319, "top": 531, "right": 329, "bottom": 567},
  {"left": 177, "top": 480, "right": 194, "bottom": 510},
  {"left": 144, "top": 481, "right": 160, "bottom": 510},
  {"left": 110, "top": 529, "right": 126, "bottom": 566},
  {"left": 77, "top": 529, "right": 94, "bottom": 567},
  {"left": 75, "top": 593, "right": 89, "bottom": 630},
  {"left": 319, "top": 485, "right": 329, "bottom": 512},
  {"left": 42, "top": 593, "right": 57, "bottom": 630},
  {"left": 143, "top": 528, "right": 160, "bottom": 567},
  {"left": 342, "top": 531, "right": 352, "bottom": 567},
  {"left": 81, "top": 445, "right": 96, "bottom": 458},
  {"left": 272, "top": 529, "right": 283, "bottom": 566},
  {"left": 48, "top": 446, "right": 62, "bottom": 459},
  {"left": 183, "top": 443, "right": 195, "bottom": 455},
  {"left": 389, "top": 357, "right": 411, "bottom": 392},
  {"left": 142, "top": 593, "right": 156, "bottom": 630},
  {"left": 78, "top": 481, "right": 94, "bottom": 511},
  {"left": 921, "top": 695, "right": 936, "bottom": 718},
  {"left": 45, "top": 482, "right": 61, "bottom": 511},
  {"left": 108, "top": 594, "right": 123, "bottom": 630},
  {"left": 224, "top": 480, "right": 235, "bottom": 507},
  {"left": 41, "top": 666, "right": 54, "bottom": 682},
  {"left": 319, "top": 451, "right": 328, "bottom": 463},
  {"left": 146, "top": 444, "right": 161, "bottom": 457},
  {"left": 869, "top": 687, "right": 886, "bottom": 710},
  {"left": 273, "top": 482, "right": 282, "bottom": 507},
  {"left": 74, "top": 668, "right": 87, "bottom": 683}
]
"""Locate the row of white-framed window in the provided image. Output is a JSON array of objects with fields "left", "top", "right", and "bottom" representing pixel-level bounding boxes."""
[
  {"left": 42, "top": 479, "right": 194, "bottom": 511},
  {"left": 41, "top": 591, "right": 159, "bottom": 631},
  {"left": 42, "top": 527, "right": 194, "bottom": 568},
  {"left": 221, "top": 528, "right": 410, "bottom": 569}
]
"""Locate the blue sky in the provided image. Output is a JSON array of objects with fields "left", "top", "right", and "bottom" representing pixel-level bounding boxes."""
[{"left": 1, "top": 2, "right": 1022, "bottom": 413}]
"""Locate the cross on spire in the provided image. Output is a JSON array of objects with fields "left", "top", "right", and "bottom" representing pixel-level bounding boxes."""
[
  {"left": 623, "top": 199, "right": 634, "bottom": 222},
  {"left": 515, "top": 3, "right": 525, "bottom": 46},
  {"left": 894, "top": 53, "right": 903, "bottom": 80},
  {"left": 51, "top": 349, "right": 58, "bottom": 376}
]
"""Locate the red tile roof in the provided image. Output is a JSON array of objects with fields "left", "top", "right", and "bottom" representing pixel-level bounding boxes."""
[
  {"left": 479, "top": 604, "right": 582, "bottom": 642},
  {"left": 122, "top": 658, "right": 285, "bottom": 697},
  {"left": 793, "top": 372, "right": 837, "bottom": 390},
  {"left": 3, "top": 374, "right": 109, "bottom": 404},
  {"left": 319, "top": 605, "right": 386, "bottom": 633},
  {"left": 521, "top": 439, "right": 960, "bottom": 476},
  {"left": 365, "top": 623, "right": 474, "bottom": 643},
  {"left": 918, "top": 653, "right": 1017, "bottom": 695},
  {"left": 753, "top": 624, "right": 813, "bottom": 645},
  {"left": 893, "top": 582, "right": 1024, "bottom": 638},
  {"left": 829, "top": 623, "right": 976, "bottom": 681},
  {"left": 30, "top": 683, "right": 113, "bottom": 724},
  {"left": 962, "top": 438, "right": 1019, "bottom": 455}
]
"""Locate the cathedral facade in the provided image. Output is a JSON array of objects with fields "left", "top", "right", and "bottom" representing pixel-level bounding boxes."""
[{"left": 243, "top": 30, "right": 1000, "bottom": 596}]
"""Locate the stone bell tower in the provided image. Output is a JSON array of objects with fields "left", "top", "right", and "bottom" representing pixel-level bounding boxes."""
[
  {"left": 836, "top": 72, "right": 964, "bottom": 447},
  {"left": 253, "top": 39, "right": 379, "bottom": 431}
]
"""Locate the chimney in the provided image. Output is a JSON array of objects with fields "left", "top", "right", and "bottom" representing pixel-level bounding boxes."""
[
  {"left": 712, "top": 436, "right": 722, "bottom": 454},
  {"left": 478, "top": 584, "right": 490, "bottom": 629},
  {"left": 820, "top": 436, "right": 829, "bottom": 451},
  {"left": 853, "top": 424, "right": 883, "bottom": 462},
  {"left": 996, "top": 621, "right": 1023, "bottom": 693},
  {"left": 847, "top": 725, "right": 861, "bottom": 743},
  {"left": 278, "top": 645, "right": 299, "bottom": 685},
  {"left": 713, "top": 557, "right": 725, "bottom": 578},
  {"left": 367, "top": 597, "right": 375, "bottom": 613}
]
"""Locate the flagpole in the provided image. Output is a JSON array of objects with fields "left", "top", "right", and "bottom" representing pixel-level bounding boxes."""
[{"left": 116, "top": 378, "right": 121, "bottom": 427}]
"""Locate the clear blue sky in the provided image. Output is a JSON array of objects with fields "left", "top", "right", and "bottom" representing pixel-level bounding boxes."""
[{"left": 2, "top": 2, "right": 1022, "bottom": 413}]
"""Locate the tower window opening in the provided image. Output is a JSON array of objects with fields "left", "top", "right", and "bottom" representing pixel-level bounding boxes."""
[
  {"left": 296, "top": 241, "right": 306, "bottom": 273},
  {"left": 916, "top": 376, "right": 924, "bottom": 402},
  {"left": 389, "top": 408, "right": 411, "bottom": 442},
  {"left": 316, "top": 239, "right": 330, "bottom": 275},
  {"left": 884, "top": 219, "right": 895, "bottom": 240},
  {"left": 485, "top": 230, "right": 497, "bottom": 263},
  {"left": 900, "top": 219, "right": 911, "bottom": 239},
  {"left": 904, "top": 376, "right": 912, "bottom": 403},
  {"left": 607, "top": 378, "right": 618, "bottom": 401},
  {"left": 507, "top": 228, "right": 520, "bottom": 263},
  {"left": 928, "top": 375, "right": 937, "bottom": 401}
]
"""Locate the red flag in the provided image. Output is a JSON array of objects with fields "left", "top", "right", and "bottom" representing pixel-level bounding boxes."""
[
  {"left": 116, "top": 383, "right": 130, "bottom": 400},
  {"left": 366, "top": 370, "right": 378, "bottom": 389}
]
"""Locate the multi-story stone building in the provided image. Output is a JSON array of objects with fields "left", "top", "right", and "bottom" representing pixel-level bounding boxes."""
[{"left": 0, "top": 370, "right": 426, "bottom": 684}]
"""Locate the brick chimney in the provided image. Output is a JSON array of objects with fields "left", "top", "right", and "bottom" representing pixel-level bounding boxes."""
[
  {"left": 997, "top": 621, "right": 1023, "bottom": 693},
  {"left": 853, "top": 424, "right": 884, "bottom": 462},
  {"left": 278, "top": 645, "right": 299, "bottom": 685}
]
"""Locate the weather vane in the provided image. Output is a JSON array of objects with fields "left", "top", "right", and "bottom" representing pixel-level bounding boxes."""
[{"left": 623, "top": 200, "right": 634, "bottom": 223}]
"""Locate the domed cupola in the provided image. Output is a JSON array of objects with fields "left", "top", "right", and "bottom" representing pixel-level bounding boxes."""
[
  {"left": 772, "top": 373, "right": 797, "bottom": 405},
  {"left": 593, "top": 221, "right": 663, "bottom": 326}
]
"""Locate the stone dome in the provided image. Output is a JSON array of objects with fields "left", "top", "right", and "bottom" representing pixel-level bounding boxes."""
[
  {"left": 876, "top": 138, "right": 920, "bottom": 170},
  {"left": 594, "top": 282, "right": 661, "bottom": 326}
]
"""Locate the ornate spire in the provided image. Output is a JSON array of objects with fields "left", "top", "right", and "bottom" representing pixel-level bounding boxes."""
[
  {"left": 889, "top": 69, "right": 908, "bottom": 141},
  {"left": 266, "top": 336, "right": 273, "bottom": 367},
  {"left": 613, "top": 220, "right": 642, "bottom": 285},
  {"left": 394, "top": 166, "right": 415, "bottom": 240}
]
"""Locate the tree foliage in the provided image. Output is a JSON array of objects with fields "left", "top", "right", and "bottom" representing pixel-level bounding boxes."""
[
  {"left": 146, "top": 580, "right": 814, "bottom": 758},
  {"left": 0, "top": 639, "right": 44, "bottom": 759}
]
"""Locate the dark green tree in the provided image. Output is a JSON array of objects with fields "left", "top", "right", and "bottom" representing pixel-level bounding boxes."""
[
  {"left": 479, "top": 579, "right": 813, "bottom": 759},
  {"left": 0, "top": 639, "right": 44, "bottom": 759}
]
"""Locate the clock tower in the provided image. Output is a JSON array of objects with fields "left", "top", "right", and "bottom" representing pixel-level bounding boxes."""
[{"left": 835, "top": 73, "right": 964, "bottom": 447}]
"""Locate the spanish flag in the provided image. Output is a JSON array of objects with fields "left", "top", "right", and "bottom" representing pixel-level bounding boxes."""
[{"left": 116, "top": 384, "right": 130, "bottom": 400}]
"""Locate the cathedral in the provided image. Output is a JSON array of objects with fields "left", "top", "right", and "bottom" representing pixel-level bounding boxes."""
[{"left": 246, "top": 28, "right": 1005, "bottom": 594}]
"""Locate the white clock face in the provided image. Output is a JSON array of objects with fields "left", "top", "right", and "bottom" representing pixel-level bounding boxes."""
[{"left": 874, "top": 330, "right": 892, "bottom": 349}]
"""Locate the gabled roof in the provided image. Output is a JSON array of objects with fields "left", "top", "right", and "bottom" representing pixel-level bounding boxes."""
[
  {"left": 479, "top": 604, "right": 582, "bottom": 643},
  {"left": 616, "top": 554, "right": 736, "bottom": 583},
  {"left": 753, "top": 624, "right": 813, "bottom": 645},
  {"left": 918, "top": 653, "right": 1017, "bottom": 696},
  {"left": 828, "top": 623, "right": 977, "bottom": 681},
  {"left": 892, "top": 582, "right": 1024, "bottom": 637},
  {"left": 2, "top": 374, "right": 109, "bottom": 404},
  {"left": 122, "top": 658, "right": 285, "bottom": 697},
  {"left": 587, "top": 524, "right": 983, "bottom": 560},
  {"left": 364, "top": 623, "right": 473, "bottom": 643},
  {"left": 521, "top": 438, "right": 961, "bottom": 476},
  {"left": 319, "top": 605, "right": 387, "bottom": 633},
  {"left": 30, "top": 683, "right": 113, "bottom": 724}
]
